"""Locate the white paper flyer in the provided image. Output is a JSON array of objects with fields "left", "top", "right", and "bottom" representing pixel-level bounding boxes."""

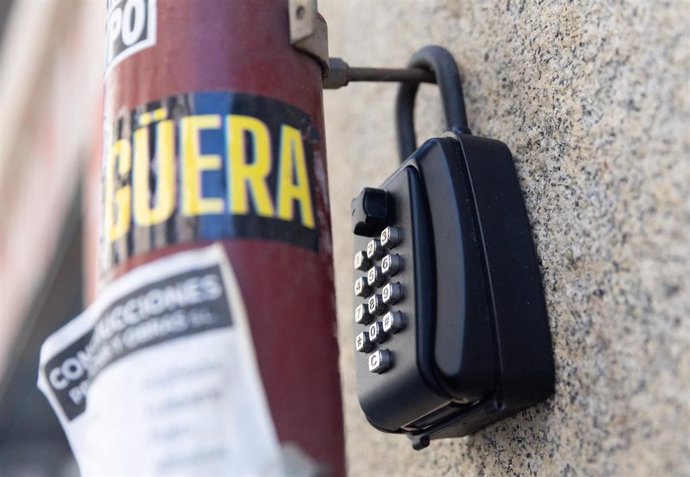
[{"left": 37, "top": 244, "right": 284, "bottom": 475}]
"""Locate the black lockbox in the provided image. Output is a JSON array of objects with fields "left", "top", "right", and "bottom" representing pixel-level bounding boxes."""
[{"left": 351, "top": 132, "right": 554, "bottom": 449}]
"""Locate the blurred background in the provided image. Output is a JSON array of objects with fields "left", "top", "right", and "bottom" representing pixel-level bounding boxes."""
[
  {"left": 0, "top": 1, "right": 689, "bottom": 476},
  {"left": 0, "top": 1, "right": 103, "bottom": 474}
]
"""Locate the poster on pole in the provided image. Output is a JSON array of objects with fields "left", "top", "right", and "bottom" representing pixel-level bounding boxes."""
[{"left": 37, "top": 244, "right": 308, "bottom": 475}]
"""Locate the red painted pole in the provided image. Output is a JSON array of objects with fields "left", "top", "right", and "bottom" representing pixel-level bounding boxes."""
[{"left": 85, "top": 0, "right": 344, "bottom": 473}]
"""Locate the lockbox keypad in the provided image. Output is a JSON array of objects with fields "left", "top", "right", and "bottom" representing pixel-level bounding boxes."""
[{"left": 353, "top": 225, "right": 405, "bottom": 374}]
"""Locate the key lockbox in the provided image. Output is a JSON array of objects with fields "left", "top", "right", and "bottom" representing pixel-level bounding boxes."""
[{"left": 347, "top": 46, "right": 555, "bottom": 449}]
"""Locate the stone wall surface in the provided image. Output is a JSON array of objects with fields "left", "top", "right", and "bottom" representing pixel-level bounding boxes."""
[{"left": 319, "top": 1, "right": 690, "bottom": 476}]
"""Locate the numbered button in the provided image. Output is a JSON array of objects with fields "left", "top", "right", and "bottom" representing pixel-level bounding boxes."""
[
  {"left": 355, "top": 303, "right": 374, "bottom": 325},
  {"left": 367, "top": 294, "right": 385, "bottom": 316},
  {"left": 368, "top": 321, "right": 388, "bottom": 344},
  {"left": 367, "top": 266, "right": 385, "bottom": 287},
  {"left": 381, "top": 253, "right": 403, "bottom": 277},
  {"left": 354, "top": 277, "right": 372, "bottom": 297},
  {"left": 381, "top": 282, "right": 403, "bottom": 305},
  {"left": 380, "top": 226, "right": 402, "bottom": 248},
  {"left": 368, "top": 349, "right": 393, "bottom": 373},
  {"left": 355, "top": 331, "right": 374, "bottom": 353},
  {"left": 382, "top": 311, "right": 405, "bottom": 334},
  {"left": 354, "top": 250, "right": 371, "bottom": 271},
  {"left": 366, "top": 239, "right": 385, "bottom": 260}
]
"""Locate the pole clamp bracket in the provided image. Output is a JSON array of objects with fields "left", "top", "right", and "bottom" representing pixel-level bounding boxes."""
[{"left": 289, "top": 0, "right": 330, "bottom": 77}]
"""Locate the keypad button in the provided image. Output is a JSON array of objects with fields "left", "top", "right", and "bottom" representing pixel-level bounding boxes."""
[
  {"left": 366, "top": 239, "right": 385, "bottom": 260},
  {"left": 381, "top": 253, "right": 403, "bottom": 277},
  {"left": 355, "top": 331, "right": 374, "bottom": 353},
  {"left": 382, "top": 311, "right": 405, "bottom": 334},
  {"left": 367, "top": 294, "right": 385, "bottom": 316},
  {"left": 354, "top": 277, "right": 372, "bottom": 297},
  {"left": 354, "top": 251, "right": 371, "bottom": 271},
  {"left": 382, "top": 282, "right": 403, "bottom": 305},
  {"left": 354, "top": 304, "right": 374, "bottom": 325},
  {"left": 367, "top": 266, "right": 385, "bottom": 287},
  {"left": 368, "top": 321, "right": 388, "bottom": 344},
  {"left": 368, "top": 349, "right": 393, "bottom": 373},
  {"left": 380, "top": 226, "right": 402, "bottom": 248}
]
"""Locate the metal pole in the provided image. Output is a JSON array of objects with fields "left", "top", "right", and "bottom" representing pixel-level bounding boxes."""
[{"left": 86, "top": 0, "right": 344, "bottom": 473}]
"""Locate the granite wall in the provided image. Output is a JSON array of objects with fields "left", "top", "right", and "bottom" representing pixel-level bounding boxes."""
[{"left": 319, "top": 1, "right": 690, "bottom": 475}]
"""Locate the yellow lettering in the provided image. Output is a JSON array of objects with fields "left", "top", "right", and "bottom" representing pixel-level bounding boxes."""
[
  {"left": 138, "top": 107, "right": 168, "bottom": 127},
  {"left": 180, "top": 115, "right": 224, "bottom": 216},
  {"left": 133, "top": 120, "right": 175, "bottom": 226},
  {"left": 277, "top": 125, "right": 315, "bottom": 228},
  {"left": 227, "top": 115, "right": 274, "bottom": 217},
  {"left": 105, "top": 139, "right": 132, "bottom": 242},
  {"left": 104, "top": 113, "right": 317, "bottom": 245}
]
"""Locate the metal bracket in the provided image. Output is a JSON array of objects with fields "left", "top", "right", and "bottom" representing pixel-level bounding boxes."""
[
  {"left": 289, "top": 0, "right": 329, "bottom": 76},
  {"left": 323, "top": 58, "right": 435, "bottom": 90},
  {"left": 288, "top": 2, "right": 436, "bottom": 91}
]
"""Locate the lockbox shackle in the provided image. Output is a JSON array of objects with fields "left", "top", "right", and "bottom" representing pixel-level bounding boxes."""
[
  {"left": 395, "top": 45, "right": 472, "bottom": 161},
  {"left": 325, "top": 45, "right": 471, "bottom": 161}
]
